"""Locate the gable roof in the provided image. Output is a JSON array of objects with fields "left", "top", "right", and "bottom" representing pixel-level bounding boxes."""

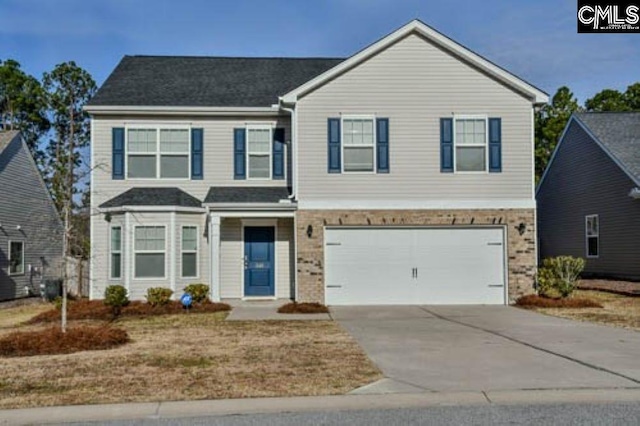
[
  {"left": 87, "top": 56, "right": 343, "bottom": 109},
  {"left": 537, "top": 112, "right": 640, "bottom": 193},
  {"left": 280, "top": 19, "right": 549, "bottom": 104},
  {"left": 99, "top": 187, "right": 202, "bottom": 209},
  {"left": 0, "top": 130, "right": 19, "bottom": 156}
]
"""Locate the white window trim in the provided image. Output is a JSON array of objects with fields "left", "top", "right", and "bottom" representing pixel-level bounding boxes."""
[
  {"left": 453, "top": 114, "right": 489, "bottom": 174},
  {"left": 124, "top": 125, "right": 192, "bottom": 180},
  {"left": 181, "top": 225, "right": 199, "bottom": 279},
  {"left": 585, "top": 214, "right": 599, "bottom": 259},
  {"left": 246, "top": 124, "right": 273, "bottom": 180},
  {"left": 109, "top": 226, "right": 122, "bottom": 280},
  {"left": 133, "top": 225, "right": 167, "bottom": 280},
  {"left": 340, "top": 114, "right": 377, "bottom": 174},
  {"left": 8, "top": 240, "right": 25, "bottom": 276}
]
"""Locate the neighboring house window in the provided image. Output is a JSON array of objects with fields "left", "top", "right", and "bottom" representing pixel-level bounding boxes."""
[
  {"left": 246, "top": 126, "right": 272, "bottom": 179},
  {"left": 181, "top": 226, "right": 198, "bottom": 278},
  {"left": 8, "top": 241, "right": 24, "bottom": 275},
  {"left": 134, "top": 226, "right": 166, "bottom": 278},
  {"left": 110, "top": 226, "right": 122, "bottom": 280},
  {"left": 342, "top": 117, "right": 375, "bottom": 172},
  {"left": 127, "top": 128, "right": 190, "bottom": 179},
  {"left": 586, "top": 215, "right": 599, "bottom": 258},
  {"left": 455, "top": 117, "right": 487, "bottom": 172}
]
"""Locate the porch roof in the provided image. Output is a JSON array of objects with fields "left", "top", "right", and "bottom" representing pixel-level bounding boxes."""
[
  {"left": 99, "top": 187, "right": 202, "bottom": 208},
  {"left": 204, "top": 186, "right": 292, "bottom": 204}
]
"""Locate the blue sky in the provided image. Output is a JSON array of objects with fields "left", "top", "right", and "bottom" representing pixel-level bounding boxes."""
[{"left": 1, "top": 0, "right": 639, "bottom": 103}]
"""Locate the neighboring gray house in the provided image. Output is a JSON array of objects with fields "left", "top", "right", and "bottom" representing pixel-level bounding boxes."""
[
  {"left": 0, "top": 131, "right": 64, "bottom": 300},
  {"left": 85, "top": 20, "right": 548, "bottom": 305},
  {"left": 537, "top": 112, "right": 640, "bottom": 280}
]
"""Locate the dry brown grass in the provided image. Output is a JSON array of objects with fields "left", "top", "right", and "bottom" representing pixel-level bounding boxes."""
[
  {"left": 0, "top": 311, "right": 381, "bottom": 409},
  {"left": 0, "top": 303, "right": 51, "bottom": 330},
  {"left": 530, "top": 290, "right": 640, "bottom": 331}
]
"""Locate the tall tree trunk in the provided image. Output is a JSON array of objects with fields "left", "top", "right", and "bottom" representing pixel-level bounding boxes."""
[{"left": 61, "top": 103, "right": 75, "bottom": 333}]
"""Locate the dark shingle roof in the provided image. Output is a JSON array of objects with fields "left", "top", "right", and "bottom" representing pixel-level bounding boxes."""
[
  {"left": 88, "top": 56, "right": 344, "bottom": 108},
  {"left": 100, "top": 188, "right": 201, "bottom": 208},
  {"left": 0, "top": 131, "right": 19, "bottom": 156},
  {"left": 204, "top": 187, "right": 291, "bottom": 204},
  {"left": 575, "top": 112, "right": 640, "bottom": 180}
]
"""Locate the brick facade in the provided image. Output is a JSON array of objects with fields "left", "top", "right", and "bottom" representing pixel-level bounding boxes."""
[{"left": 295, "top": 209, "right": 536, "bottom": 304}]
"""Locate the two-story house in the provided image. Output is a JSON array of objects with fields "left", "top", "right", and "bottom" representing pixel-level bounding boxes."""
[{"left": 86, "top": 20, "right": 548, "bottom": 305}]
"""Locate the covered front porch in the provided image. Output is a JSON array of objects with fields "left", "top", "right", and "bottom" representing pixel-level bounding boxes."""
[{"left": 205, "top": 186, "right": 297, "bottom": 302}]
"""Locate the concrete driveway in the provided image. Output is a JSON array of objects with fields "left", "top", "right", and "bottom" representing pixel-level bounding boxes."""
[{"left": 331, "top": 305, "right": 640, "bottom": 394}]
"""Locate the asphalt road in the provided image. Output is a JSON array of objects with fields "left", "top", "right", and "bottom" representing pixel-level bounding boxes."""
[{"left": 64, "top": 402, "right": 640, "bottom": 426}]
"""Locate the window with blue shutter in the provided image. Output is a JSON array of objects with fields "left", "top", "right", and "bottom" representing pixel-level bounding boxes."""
[
  {"left": 327, "top": 118, "right": 341, "bottom": 173},
  {"left": 376, "top": 118, "right": 389, "bottom": 173},
  {"left": 272, "top": 127, "right": 285, "bottom": 180},
  {"left": 488, "top": 118, "right": 502, "bottom": 173},
  {"left": 191, "top": 128, "right": 203, "bottom": 180},
  {"left": 440, "top": 118, "right": 453, "bottom": 172},
  {"left": 112, "top": 127, "right": 125, "bottom": 180},
  {"left": 234, "top": 128, "right": 246, "bottom": 180}
]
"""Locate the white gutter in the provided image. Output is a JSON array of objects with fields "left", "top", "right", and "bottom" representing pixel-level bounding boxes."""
[
  {"left": 83, "top": 105, "right": 281, "bottom": 116},
  {"left": 629, "top": 188, "right": 640, "bottom": 199},
  {"left": 279, "top": 103, "right": 297, "bottom": 199}
]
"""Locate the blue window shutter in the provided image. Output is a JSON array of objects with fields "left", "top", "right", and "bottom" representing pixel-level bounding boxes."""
[
  {"left": 489, "top": 118, "right": 502, "bottom": 173},
  {"left": 376, "top": 118, "right": 389, "bottom": 173},
  {"left": 112, "top": 127, "right": 125, "bottom": 180},
  {"left": 191, "top": 128, "right": 204, "bottom": 180},
  {"left": 440, "top": 118, "right": 453, "bottom": 173},
  {"left": 272, "top": 127, "right": 285, "bottom": 180},
  {"left": 327, "top": 118, "right": 341, "bottom": 173},
  {"left": 234, "top": 128, "right": 246, "bottom": 180}
]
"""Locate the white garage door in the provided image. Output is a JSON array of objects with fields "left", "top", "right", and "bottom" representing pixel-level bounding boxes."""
[{"left": 324, "top": 227, "right": 506, "bottom": 305}]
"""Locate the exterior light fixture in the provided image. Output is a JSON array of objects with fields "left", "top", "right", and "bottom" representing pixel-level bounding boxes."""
[
  {"left": 306, "top": 225, "right": 313, "bottom": 238},
  {"left": 516, "top": 223, "right": 526, "bottom": 236}
]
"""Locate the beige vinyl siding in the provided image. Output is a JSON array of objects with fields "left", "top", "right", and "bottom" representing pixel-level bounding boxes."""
[
  {"left": 220, "top": 218, "right": 242, "bottom": 299},
  {"left": 90, "top": 115, "right": 290, "bottom": 297},
  {"left": 91, "top": 115, "right": 291, "bottom": 208},
  {"left": 219, "top": 218, "right": 294, "bottom": 299},
  {"left": 296, "top": 33, "right": 534, "bottom": 202},
  {"left": 175, "top": 214, "right": 209, "bottom": 293}
]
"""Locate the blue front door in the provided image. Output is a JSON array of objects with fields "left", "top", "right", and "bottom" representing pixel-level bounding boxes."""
[{"left": 244, "top": 226, "right": 275, "bottom": 297}]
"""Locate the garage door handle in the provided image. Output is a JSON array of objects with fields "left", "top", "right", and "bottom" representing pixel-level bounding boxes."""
[
  {"left": 326, "top": 242, "right": 342, "bottom": 246},
  {"left": 488, "top": 284, "right": 504, "bottom": 288},
  {"left": 487, "top": 242, "right": 503, "bottom": 246},
  {"left": 327, "top": 285, "right": 342, "bottom": 288}
]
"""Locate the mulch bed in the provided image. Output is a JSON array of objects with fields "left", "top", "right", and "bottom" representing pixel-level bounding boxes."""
[
  {"left": 0, "top": 325, "right": 130, "bottom": 357},
  {"left": 277, "top": 302, "right": 329, "bottom": 314},
  {"left": 515, "top": 294, "right": 603, "bottom": 309},
  {"left": 577, "top": 279, "right": 640, "bottom": 297},
  {"left": 27, "top": 299, "right": 231, "bottom": 324}
]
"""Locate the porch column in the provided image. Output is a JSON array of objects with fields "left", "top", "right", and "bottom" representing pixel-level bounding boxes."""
[{"left": 209, "top": 214, "right": 221, "bottom": 301}]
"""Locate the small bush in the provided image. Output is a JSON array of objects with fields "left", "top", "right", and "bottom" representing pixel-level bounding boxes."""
[
  {"left": 537, "top": 256, "right": 586, "bottom": 298},
  {"left": 0, "top": 325, "right": 130, "bottom": 357},
  {"left": 516, "top": 294, "right": 603, "bottom": 309},
  {"left": 27, "top": 299, "right": 231, "bottom": 324},
  {"left": 104, "top": 285, "right": 130, "bottom": 316},
  {"left": 184, "top": 284, "right": 210, "bottom": 303},
  {"left": 146, "top": 287, "right": 174, "bottom": 307},
  {"left": 277, "top": 302, "right": 330, "bottom": 314}
]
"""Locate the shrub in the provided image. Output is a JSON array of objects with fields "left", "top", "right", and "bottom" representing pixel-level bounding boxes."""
[
  {"left": 537, "top": 256, "right": 586, "bottom": 298},
  {"left": 184, "top": 284, "right": 210, "bottom": 303},
  {"left": 516, "top": 294, "right": 603, "bottom": 309},
  {"left": 277, "top": 302, "right": 329, "bottom": 314},
  {"left": 104, "top": 285, "right": 130, "bottom": 316},
  {"left": 0, "top": 325, "right": 130, "bottom": 357},
  {"left": 146, "top": 287, "right": 174, "bottom": 307}
]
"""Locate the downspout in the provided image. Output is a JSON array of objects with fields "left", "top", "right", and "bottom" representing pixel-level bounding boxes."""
[{"left": 279, "top": 101, "right": 298, "bottom": 300}]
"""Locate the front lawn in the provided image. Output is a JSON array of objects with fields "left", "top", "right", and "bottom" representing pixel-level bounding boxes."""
[
  {"left": 0, "top": 304, "right": 381, "bottom": 409},
  {"left": 523, "top": 290, "right": 640, "bottom": 331}
]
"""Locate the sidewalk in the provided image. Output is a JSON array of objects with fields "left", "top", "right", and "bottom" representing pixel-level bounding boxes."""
[{"left": 3, "top": 389, "right": 640, "bottom": 425}]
